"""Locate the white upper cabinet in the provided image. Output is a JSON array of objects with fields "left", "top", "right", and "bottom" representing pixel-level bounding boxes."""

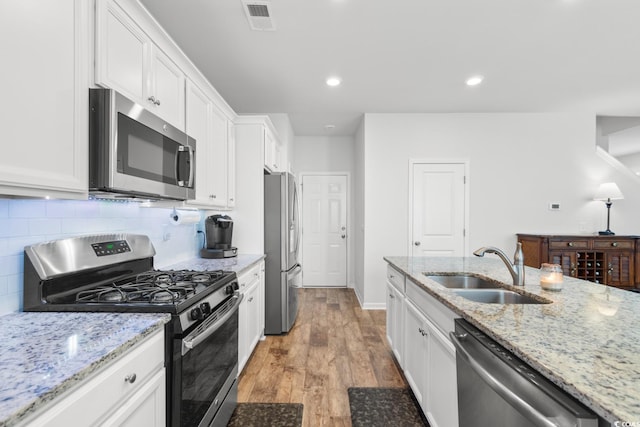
[
  {"left": 185, "top": 79, "right": 214, "bottom": 207},
  {"left": 227, "top": 120, "right": 236, "bottom": 208},
  {"left": 148, "top": 46, "right": 185, "bottom": 129},
  {"left": 210, "top": 105, "right": 229, "bottom": 206},
  {"left": 0, "top": 0, "right": 89, "bottom": 199},
  {"left": 185, "top": 80, "right": 235, "bottom": 209},
  {"left": 95, "top": 0, "right": 185, "bottom": 129},
  {"left": 263, "top": 126, "right": 282, "bottom": 173}
]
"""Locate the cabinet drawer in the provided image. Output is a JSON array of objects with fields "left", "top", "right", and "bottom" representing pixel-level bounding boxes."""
[
  {"left": 593, "top": 240, "right": 635, "bottom": 250},
  {"left": 406, "top": 278, "right": 457, "bottom": 337},
  {"left": 25, "top": 330, "right": 165, "bottom": 427},
  {"left": 549, "top": 239, "right": 589, "bottom": 250},
  {"left": 386, "top": 265, "right": 405, "bottom": 292},
  {"left": 238, "top": 263, "right": 262, "bottom": 292}
]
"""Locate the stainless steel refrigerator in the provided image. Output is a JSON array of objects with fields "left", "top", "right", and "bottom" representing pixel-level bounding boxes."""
[{"left": 264, "top": 172, "right": 302, "bottom": 335}]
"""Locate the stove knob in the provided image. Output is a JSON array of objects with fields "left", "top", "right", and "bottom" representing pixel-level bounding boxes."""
[
  {"left": 190, "top": 306, "right": 204, "bottom": 321},
  {"left": 200, "top": 302, "right": 211, "bottom": 316},
  {"left": 225, "top": 285, "right": 235, "bottom": 295}
]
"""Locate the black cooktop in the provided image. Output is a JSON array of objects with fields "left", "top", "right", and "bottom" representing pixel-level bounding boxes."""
[{"left": 72, "top": 270, "right": 228, "bottom": 305}]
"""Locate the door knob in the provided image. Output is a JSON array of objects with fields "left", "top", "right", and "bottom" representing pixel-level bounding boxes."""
[
  {"left": 341, "top": 234, "right": 346, "bottom": 239},
  {"left": 414, "top": 241, "right": 421, "bottom": 246}
]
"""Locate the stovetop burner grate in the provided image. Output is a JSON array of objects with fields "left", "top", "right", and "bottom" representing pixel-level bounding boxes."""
[{"left": 74, "top": 269, "right": 227, "bottom": 305}]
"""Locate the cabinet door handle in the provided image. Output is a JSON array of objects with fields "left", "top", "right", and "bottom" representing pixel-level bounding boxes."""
[
  {"left": 248, "top": 297, "right": 254, "bottom": 302},
  {"left": 124, "top": 373, "right": 137, "bottom": 384},
  {"left": 389, "top": 293, "right": 395, "bottom": 299},
  {"left": 568, "top": 242, "right": 574, "bottom": 247},
  {"left": 612, "top": 242, "right": 618, "bottom": 247},
  {"left": 414, "top": 241, "right": 421, "bottom": 246}
]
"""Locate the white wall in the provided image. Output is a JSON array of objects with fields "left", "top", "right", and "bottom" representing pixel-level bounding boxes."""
[
  {"left": 354, "top": 121, "right": 366, "bottom": 303},
  {"left": 0, "top": 199, "right": 203, "bottom": 315},
  {"left": 361, "top": 113, "right": 640, "bottom": 307},
  {"left": 293, "top": 135, "right": 356, "bottom": 287}
]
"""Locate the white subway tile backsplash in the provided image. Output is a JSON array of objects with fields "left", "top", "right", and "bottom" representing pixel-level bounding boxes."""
[
  {"left": 0, "top": 277, "right": 8, "bottom": 295},
  {"left": 0, "top": 198, "right": 202, "bottom": 315},
  {"left": 9, "top": 200, "right": 46, "bottom": 218},
  {"left": 46, "top": 200, "right": 79, "bottom": 218},
  {"left": 0, "top": 200, "right": 8, "bottom": 218},
  {"left": 28, "top": 219, "right": 62, "bottom": 236},
  {"left": 0, "top": 219, "right": 29, "bottom": 238}
]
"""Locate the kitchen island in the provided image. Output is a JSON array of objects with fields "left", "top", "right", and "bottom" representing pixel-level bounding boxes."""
[
  {"left": 0, "top": 312, "right": 170, "bottom": 426},
  {"left": 385, "top": 256, "right": 640, "bottom": 425}
]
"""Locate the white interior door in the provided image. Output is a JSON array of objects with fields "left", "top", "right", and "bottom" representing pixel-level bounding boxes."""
[
  {"left": 301, "top": 175, "right": 347, "bottom": 287},
  {"left": 411, "top": 163, "right": 466, "bottom": 257}
]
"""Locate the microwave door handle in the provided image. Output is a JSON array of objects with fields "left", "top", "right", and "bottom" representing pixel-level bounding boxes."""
[
  {"left": 186, "top": 145, "right": 194, "bottom": 188},
  {"left": 449, "top": 332, "right": 558, "bottom": 427},
  {"left": 176, "top": 146, "right": 194, "bottom": 187}
]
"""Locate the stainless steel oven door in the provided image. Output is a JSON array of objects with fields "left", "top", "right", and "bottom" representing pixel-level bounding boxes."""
[{"left": 172, "top": 293, "right": 242, "bottom": 427}]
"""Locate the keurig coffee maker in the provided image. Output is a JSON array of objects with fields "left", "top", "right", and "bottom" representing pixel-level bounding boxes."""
[{"left": 200, "top": 215, "right": 238, "bottom": 258}]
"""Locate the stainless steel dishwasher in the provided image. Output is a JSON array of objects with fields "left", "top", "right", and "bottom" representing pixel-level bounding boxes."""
[{"left": 450, "top": 319, "right": 599, "bottom": 427}]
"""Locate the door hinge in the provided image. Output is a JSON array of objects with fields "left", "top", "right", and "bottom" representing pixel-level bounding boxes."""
[
  {"left": 463, "top": 228, "right": 466, "bottom": 237},
  {"left": 463, "top": 176, "right": 466, "bottom": 184}
]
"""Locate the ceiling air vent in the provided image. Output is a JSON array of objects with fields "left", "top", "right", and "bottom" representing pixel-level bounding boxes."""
[{"left": 242, "top": 0, "right": 276, "bottom": 31}]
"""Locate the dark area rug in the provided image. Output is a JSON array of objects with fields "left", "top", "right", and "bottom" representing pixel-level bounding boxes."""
[
  {"left": 227, "top": 403, "right": 304, "bottom": 427},
  {"left": 348, "top": 387, "right": 429, "bottom": 427}
]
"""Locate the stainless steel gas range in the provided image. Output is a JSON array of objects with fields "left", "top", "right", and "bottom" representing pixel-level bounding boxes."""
[{"left": 23, "top": 234, "right": 241, "bottom": 427}]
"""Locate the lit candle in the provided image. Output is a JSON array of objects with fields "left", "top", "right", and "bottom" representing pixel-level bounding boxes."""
[{"left": 540, "top": 263, "right": 563, "bottom": 291}]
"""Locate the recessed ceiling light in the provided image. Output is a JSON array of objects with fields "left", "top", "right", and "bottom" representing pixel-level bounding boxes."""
[
  {"left": 326, "top": 77, "right": 341, "bottom": 87},
  {"left": 466, "top": 75, "right": 484, "bottom": 86},
  {"left": 324, "top": 124, "right": 336, "bottom": 131}
]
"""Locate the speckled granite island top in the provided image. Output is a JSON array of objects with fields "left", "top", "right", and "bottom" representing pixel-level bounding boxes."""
[
  {"left": 384, "top": 256, "right": 640, "bottom": 424},
  {"left": 163, "top": 254, "right": 265, "bottom": 275},
  {"left": 0, "top": 312, "right": 170, "bottom": 426}
]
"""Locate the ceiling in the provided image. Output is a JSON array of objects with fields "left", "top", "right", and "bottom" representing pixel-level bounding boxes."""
[{"left": 140, "top": 0, "right": 640, "bottom": 136}]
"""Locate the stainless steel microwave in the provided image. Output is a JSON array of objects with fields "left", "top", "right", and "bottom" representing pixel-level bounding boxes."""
[{"left": 89, "top": 88, "right": 196, "bottom": 201}]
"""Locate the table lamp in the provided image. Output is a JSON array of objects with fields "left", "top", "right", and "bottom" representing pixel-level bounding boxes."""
[{"left": 594, "top": 182, "right": 624, "bottom": 235}]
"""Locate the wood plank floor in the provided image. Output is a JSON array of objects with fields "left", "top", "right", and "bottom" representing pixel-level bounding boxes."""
[{"left": 237, "top": 288, "right": 407, "bottom": 426}]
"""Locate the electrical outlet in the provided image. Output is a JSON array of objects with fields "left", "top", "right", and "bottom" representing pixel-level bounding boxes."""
[{"left": 578, "top": 222, "right": 589, "bottom": 233}]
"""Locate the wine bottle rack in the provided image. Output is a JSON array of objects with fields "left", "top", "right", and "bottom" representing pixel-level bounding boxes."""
[{"left": 576, "top": 252, "right": 605, "bottom": 284}]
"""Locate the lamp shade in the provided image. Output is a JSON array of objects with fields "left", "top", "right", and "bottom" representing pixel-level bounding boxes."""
[{"left": 594, "top": 182, "right": 624, "bottom": 201}]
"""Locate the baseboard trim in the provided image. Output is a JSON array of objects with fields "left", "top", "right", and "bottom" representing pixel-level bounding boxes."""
[{"left": 361, "top": 302, "right": 386, "bottom": 310}]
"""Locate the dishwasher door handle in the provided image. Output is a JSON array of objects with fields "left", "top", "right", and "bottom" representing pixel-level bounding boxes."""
[{"left": 449, "top": 331, "right": 558, "bottom": 427}]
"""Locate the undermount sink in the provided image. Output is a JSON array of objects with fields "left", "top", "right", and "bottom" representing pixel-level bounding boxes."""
[
  {"left": 452, "top": 289, "right": 550, "bottom": 305},
  {"left": 424, "top": 274, "right": 503, "bottom": 289}
]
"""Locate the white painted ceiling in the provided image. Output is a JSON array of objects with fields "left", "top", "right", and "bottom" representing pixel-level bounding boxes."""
[{"left": 140, "top": 0, "right": 640, "bottom": 136}]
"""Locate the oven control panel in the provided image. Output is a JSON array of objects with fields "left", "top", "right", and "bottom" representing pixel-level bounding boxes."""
[{"left": 91, "top": 240, "right": 132, "bottom": 257}]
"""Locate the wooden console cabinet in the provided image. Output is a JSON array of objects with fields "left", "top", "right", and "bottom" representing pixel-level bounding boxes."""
[{"left": 517, "top": 234, "right": 640, "bottom": 289}]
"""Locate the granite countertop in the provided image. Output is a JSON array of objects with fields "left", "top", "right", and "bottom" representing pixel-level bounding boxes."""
[
  {"left": 0, "top": 312, "right": 170, "bottom": 426},
  {"left": 163, "top": 254, "right": 265, "bottom": 275},
  {"left": 384, "top": 256, "right": 640, "bottom": 424}
]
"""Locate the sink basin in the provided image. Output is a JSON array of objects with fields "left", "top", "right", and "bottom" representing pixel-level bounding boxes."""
[
  {"left": 452, "top": 289, "right": 550, "bottom": 305},
  {"left": 424, "top": 274, "right": 503, "bottom": 289}
]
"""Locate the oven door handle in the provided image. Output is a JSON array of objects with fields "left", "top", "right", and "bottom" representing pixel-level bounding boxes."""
[
  {"left": 449, "top": 331, "right": 558, "bottom": 427},
  {"left": 182, "top": 293, "right": 243, "bottom": 356}
]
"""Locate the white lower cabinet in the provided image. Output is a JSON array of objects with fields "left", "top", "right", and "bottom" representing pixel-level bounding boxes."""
[
  {"left": 238, "top": 261, "right": 265, "bottom": 373},
  {"left": 386, "top": 282, "right": 404, "bottom": 365},
  {"left": 386, "top": 264, "right": 459, "bottom": 427},
  {"left": 426, "top": 323, "right": 458, "bottom": 427},
  {"left": 403, "top": 299, "right": 429, "bottom": 405},
  {"left": 23, "top": 329, "right": 165, "bottom": 427}
]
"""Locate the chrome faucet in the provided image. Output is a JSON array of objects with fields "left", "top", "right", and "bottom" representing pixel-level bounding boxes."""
[{"left": 473, "top": 243, "right": 525, "bottom": 286}]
